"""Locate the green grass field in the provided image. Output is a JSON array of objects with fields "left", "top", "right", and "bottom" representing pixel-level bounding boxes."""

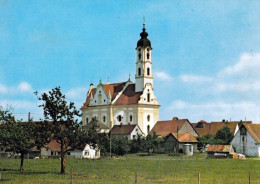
[{"left": 0, "top": 153, "right": 260, "bottom": 184}]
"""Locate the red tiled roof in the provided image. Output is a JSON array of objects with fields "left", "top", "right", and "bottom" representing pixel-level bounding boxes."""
[
  {"left": 110, "top": 125, "right": 140, "bottom": 135},
  {"left": 46, "top": 140, "right": 61, "bottom": 152},
  {"left": 81, "top": 82, "right": 143, "bottom": 109},
  {"left": 206, "top": 145, "right": 233, "bottom": 153},
  {"left": 150, "top": 118, "right": 188, "bottom": 137},
  {"left": 114, "top": 84, "right": 142, "bottom": 105},
  {"left": 192, "top": 121, "right": 251, "bottom": 136},
  {"left": 243, "top": 123, "right": 260, "bottom": 143},
  {"left": 170, "top": 133, "right": 198, "bottom": 143}
]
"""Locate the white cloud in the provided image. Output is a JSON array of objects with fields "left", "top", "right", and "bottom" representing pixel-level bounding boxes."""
[
  {"left": 0, "top": 84, "right": 8, "bottom": 94},
  {"left": 180, "top": 74, "right": 212, "bottom": 83},
  {"left": 220, "top": 53, "right": 260, "bottom": 76},
  {"left": 66, "top": 87, "right": 86, "bottom": 100},
  {"left": 165, "top": 100, "right": 260, "bottom": 122},
  {"left": 18, "top": 82, "right": 33, "bottom": 92},
  {"left": 154, "top": 71, "right": 173, "bottom": 81},
  {"left": 216, "top": 81, "right": 260, "bottom": 92}
]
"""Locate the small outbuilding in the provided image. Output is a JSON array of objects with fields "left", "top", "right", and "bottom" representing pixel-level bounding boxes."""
[
  {"left": 164, "top": 133, "right": 198, "bottom": 154},
  {"left": 206, "top": 145, "right": 234, "bottom": 158},
  {"left": 110, "top": 124, "right": 143, "bottom": 140}
]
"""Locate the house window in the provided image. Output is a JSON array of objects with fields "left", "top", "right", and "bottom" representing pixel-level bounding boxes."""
[
  {"left": 117, "top": 115, "right": 122, "bottom": 122},
  {"left": 147, "top": 93, "right": 150, "bottom": 102},
  {"left": 133, "top": 135, "right": 136, "bottom": 139},
  {"left": 102, "top": 116, "right": 106, "bottom": 123},
  {"left": 138, "top": 68, "right": 141, "bottom": 76},
  {"left": 85, "top": 151, "right": 89, "bottom": 156},
  {"left": 147, "top": 68, "right": 150, "bottom": 76},
  {"left": 147, "top": 115, "right": 150, "bottom": 122},
  {"left": 86, "top": 118, "right": 89, "bottom": 124},
  {"left": 147, "top": 125, "right": 150, "bottom": 133},
  {"left": 129, "top": 115, "right": 133, "bottom": 122}
]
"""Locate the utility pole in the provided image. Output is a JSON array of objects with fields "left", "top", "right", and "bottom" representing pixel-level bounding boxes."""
[
  {"left": 28, "top": 112, "right": 31, "bottom": 121},
  {"left": 110, "top": 121, "right": 112, "bottom": 159}
]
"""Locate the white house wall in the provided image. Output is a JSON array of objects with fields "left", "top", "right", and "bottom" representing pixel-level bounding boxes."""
[{"left": 231, "top": 130, "right": 260, "bottom": 157}]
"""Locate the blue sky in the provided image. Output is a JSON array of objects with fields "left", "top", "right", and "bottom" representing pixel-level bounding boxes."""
[{"left": 1, "top": 0, "right": 260, "bottom": 122}]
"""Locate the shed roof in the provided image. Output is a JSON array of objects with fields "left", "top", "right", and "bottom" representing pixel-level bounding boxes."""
[
  {"left": 170, "top": 133, "right": 198, "bottom": 143},
  {"left": 206, "top": 145, "right": 233, "bottom": 153}
]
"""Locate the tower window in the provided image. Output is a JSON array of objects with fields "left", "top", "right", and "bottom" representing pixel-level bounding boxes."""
[
  {"left": 147, "top": 68, "right": 150, "bottom": 76},
  {"left": 147, "top": 115, "right": 150, "bottom": 122},
  {"left": 147, "top": 93, "right": 150, "bottom": 102},
  {"left": 138, "top": 53, "right": 141, "bottom": 60},
  {"left": 86, "top": 118, "right": 89, "bottom": 124},
  {"left": 138, "top": 68, "right": 141, "bottom": 76},
  {"left": 130, "top": 115, "right": 133, "bottom": 122},
  {"left": 147, "top": 125, "right": 150, "bottom": 133},
  {"left": 147, "top": 53, "right": 150, "bottom": 59}
]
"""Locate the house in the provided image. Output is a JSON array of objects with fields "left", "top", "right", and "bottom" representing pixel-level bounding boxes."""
[
  {"left": 110, "top": 124, "right": 143, "bottom": 140},
  {"left": 150, "top": 117, "right": 198, "bottom": 137},
  {"left": 81, "top": 24, "right": 160, "bottom": 135},
  {"left": 85, "top": 119, "right": 110, "bottom": 134},
  {"left": 41, "top": 140, "right": 61, "bottom": 158},
  {"left": 164, "top": 133, "right": 198, "bottom": 154},
  {"left": 192, "top": 120, "right": 252, "bottom": 137},
  {"left": 206, "top": 145, "right": 234, "bottom": 158},
  {"left": 82, "top": 144, "right": 100, "bottom": 159},
  {"left": 231, "top": 123, "right": 260, "bottom": 157}
]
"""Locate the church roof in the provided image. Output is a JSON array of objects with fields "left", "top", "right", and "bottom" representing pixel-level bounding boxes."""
[
  {"left": 137, "top": 24, "right": 151, "bottom": 48},
  {"left": 81, "top": 82, "right": 143, "bottom": 109}
]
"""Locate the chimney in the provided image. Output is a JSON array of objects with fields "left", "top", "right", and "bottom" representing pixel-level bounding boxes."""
[{"left": 222, "top": 119, "right": 225, "bottom": 123}]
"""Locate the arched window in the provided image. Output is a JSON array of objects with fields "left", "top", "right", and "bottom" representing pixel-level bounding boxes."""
[
  {"left": 147, "top": 53, "right": 150, "bottom": 59},
  {"left": 147, "top": 125, "right": 150, "bottom": 133},
  {"left": 129, "top": 115, "right": 133, "bottom": 122},
  {"left": 86, "top": 117, "right": 89, "bottom": 124},
  {"left": 147, "top": 93, "right": 150, "bottom": 102},
  {"left": 117, "top": 115, "right": 122, "bottom": 122},
  {"left": 147, "top": 67, "right": 150, "bottom": 76},
  {"left": 138, "top": 53, "right": 141, "bottom": 60},
  {"left": 102, "top": 116, "right": 106, "bottom": 123},
  {"left": 147, "top": 115, "right": 150, "bottom": 122},
  {"left": 138, "top": 68, "right": 141, "bottom": 76}
]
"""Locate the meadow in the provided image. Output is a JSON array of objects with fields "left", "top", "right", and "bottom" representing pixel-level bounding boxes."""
[{"left": 0, "top": 153, "right": 260, "bottom": 184}]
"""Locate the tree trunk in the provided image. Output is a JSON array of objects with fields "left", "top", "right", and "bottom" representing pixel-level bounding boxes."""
[
  {"left": 60, "top": 142, "right": 66, "bottom": 174},
  {"left": 20, "top": 152, "right": 25, "bottom": 172}
]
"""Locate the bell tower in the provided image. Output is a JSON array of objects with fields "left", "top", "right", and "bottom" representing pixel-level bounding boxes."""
[{"left": 135, "top": 24, "right": 153, "bottom": 92}]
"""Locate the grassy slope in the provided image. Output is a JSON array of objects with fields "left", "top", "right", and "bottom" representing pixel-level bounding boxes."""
[{"left": 0, "top": 153, "right": 260, "bottom": 184}]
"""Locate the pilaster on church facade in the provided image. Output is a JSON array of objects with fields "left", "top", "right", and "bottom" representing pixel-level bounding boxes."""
[{"left": 81, "top": 24, "right": 160, "bottom": 135}]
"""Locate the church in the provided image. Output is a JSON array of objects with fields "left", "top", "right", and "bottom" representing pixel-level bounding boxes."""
[{"left": 81, "top": 24, "right": 160, "bottom": 135}]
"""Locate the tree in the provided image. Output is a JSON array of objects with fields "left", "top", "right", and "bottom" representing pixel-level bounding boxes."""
[
  {"left": 35, "top": 87, "right": 99, "bottom": 174},
  {"left": 214, "top": 127, "right": 233, "bottom": 144},
  {"left": 0, "top": 108, "right": 50, "bottom": 172},
  {"left": 111, "top": 136, "right": 130, "bottom": 155},
  {"left": 129, "top": 134, "right": 145, "bottom": 153},
  {"left": 141, "top": 134, "right": 163, "bottom": 155}
]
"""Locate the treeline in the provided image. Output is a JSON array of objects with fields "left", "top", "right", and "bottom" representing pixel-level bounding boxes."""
[{"left": 98, "top": 134, "right": 163, "bottom": 156}]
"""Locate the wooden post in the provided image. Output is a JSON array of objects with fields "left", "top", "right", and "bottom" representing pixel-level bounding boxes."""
[
  {"left": 249, "top": 172, "right": 251, "bottom": 184},
  {"left": 198, "top": 173, "right": 201, "bottom": 184},
  {"left": 0, "top": 172, "right": 2, "bottom": 181},
  {"left": 70, "top": 168, "right": 74, "bottom": 184},
  {"left": 135, "top": 171, "right": 137, "bottom": 184}
]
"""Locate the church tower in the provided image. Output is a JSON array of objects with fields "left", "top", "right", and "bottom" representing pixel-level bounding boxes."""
[{"left": 135, "top": 24, "right": 153, "bottom": 92}]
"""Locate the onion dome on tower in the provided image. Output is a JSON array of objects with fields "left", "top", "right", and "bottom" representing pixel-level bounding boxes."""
[{"left": 137, "top": 24, "right": 151, "bottom": 48}]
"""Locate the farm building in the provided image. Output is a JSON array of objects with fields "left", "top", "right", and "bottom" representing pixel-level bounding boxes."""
[
  {"left": 82, "top": 144, "right": 100, "bottom": 159},
  {"left": 231, "top": 123, "right": 260, "bottom": 157},
  {"left": 206, "top": 145, "right": 234, "bottom": 158},
  {"left": 192, "top": 120, "right": 252, "bottom": 137},
  {"left": 164, "top": 133, "right": 198, "bottom": 154},
  {"left": 110, "top": 124, "right": 143, "bottom": 140},
  {"left": 150, "top": 117, "right": 198, "bottom": 137}
]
